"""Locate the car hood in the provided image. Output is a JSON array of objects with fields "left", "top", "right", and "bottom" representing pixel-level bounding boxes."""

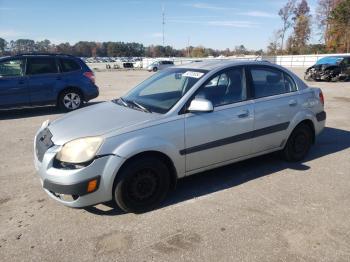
[{"left": 48, "top": 101, "right": 161, "bottom": 145}]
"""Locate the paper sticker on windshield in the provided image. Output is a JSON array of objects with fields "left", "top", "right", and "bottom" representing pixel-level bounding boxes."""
[{"left": 183, "top": 71, "right": 204, "bottom": 78}]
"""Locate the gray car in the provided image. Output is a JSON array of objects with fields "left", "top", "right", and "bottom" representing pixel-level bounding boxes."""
[{"left": 34, "top": 60, "right": 326, "bottom": 213}]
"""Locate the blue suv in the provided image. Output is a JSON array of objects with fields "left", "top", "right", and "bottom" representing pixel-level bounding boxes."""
[{"left": 0, "top": 54, "right": 99, "bottom": 111}]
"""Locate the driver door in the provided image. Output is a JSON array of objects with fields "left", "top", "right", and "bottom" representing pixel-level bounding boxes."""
[{"left": 183, "top": 67, "right": 254, "bottom": 172}]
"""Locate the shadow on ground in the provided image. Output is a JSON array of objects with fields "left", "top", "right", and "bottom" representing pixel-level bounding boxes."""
[
  {"left": 0, "top": 101, "right": 103, "bottom": 120},
  {"left": 85, "top": 126, "right": 350, "bottom": 216}
]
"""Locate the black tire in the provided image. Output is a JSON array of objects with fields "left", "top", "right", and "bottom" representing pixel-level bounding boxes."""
[
  {"left": 152, "top": 67, "right": 158, "bottom": 72},
  {"left": 283, "top": 123, "right": 313, "bottom": 162},
  {"left": 114, "top": 156, "right": 170, "bottom": 213},
  {"left": 58, "top": 89, "right": 83, "bottom": 111}
]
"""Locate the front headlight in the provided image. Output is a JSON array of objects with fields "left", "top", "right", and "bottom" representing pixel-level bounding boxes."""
[{"left": 56, "top": 137, "right": 103, "bottom": 164}]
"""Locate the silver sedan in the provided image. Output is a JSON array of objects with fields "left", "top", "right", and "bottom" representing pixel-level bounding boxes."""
[{"left": 34, "top": 60, "right": 326, "bottom": 213}]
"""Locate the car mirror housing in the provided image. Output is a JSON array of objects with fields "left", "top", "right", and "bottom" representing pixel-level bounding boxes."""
[{"left": 188, "top": 98, "right": 213, "bottom": 113}]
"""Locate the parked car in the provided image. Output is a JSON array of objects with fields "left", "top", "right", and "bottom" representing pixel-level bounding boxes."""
[
  {"left": 304, "top": 55, "right": 350, "bottom": 82},
  {"left": 0, "top": 53, "right": 99, "bottom": 111},
  {"left": 147, "top": 60, "right": 174, "bottom": 72},
  {"left": 34, "top": 61, "right": 326, "bottom": 213}
]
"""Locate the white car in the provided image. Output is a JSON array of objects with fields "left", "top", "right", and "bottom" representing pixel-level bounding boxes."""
[
  {"left": 147, "top": 60, "right": 174, "bottom": 72},
  {"left": 34, "top": 60, "right": 326, "bottom": 213}
]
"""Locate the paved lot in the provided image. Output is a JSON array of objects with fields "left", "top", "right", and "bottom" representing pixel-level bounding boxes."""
[{"left": 0, "top": 68, "right": 349, "bottom": 262}]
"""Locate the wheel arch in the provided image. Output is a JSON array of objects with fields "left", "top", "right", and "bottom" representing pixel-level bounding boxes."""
[
  {"left": 112, "top": 150, "right": 178, "bottom": 195},
  {"left": 290, "top": 119, "right": 316, "bottom": 144}
]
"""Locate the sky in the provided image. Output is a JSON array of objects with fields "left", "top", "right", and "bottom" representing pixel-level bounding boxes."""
[{"left": 0, "top": 0, "right": 319, "bottom": 50}]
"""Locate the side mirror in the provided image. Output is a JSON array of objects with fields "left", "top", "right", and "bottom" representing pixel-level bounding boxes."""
[{"left": 188, "top": 98, "right": 213, "bottom": 113}]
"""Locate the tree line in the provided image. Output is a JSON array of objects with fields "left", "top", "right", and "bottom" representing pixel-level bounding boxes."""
[
  {"left": 268, "top": 0, "right": 350, "bottom": 55},
  {"left": 0, "top": 38, "right": 263, "bottom": 58}
]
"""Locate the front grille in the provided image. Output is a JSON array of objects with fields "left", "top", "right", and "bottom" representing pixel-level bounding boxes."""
[{"left": 35, "top": 128, "right": 53, "bottom": 162}]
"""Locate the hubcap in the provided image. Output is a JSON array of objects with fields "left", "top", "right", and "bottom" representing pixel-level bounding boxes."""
[{"left": 63, "top": 93, "right": 81, "bottom": 110}]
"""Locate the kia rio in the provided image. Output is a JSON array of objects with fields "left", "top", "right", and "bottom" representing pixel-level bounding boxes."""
[{"left": 34, "top": 60, "right": 326, "bottom": 213}]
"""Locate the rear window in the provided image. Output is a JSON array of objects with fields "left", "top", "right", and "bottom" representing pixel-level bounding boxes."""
[
  {"left": 27, "top": 57, "right": 58, "bottom": 75},
  {"left": 250, "top": 67, "right": 296, "bottom": 98},
  {"left": 59, "top": 58, "right": 81, "bottom": 72}
]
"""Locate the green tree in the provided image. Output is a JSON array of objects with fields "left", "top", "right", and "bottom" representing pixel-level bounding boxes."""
[
  {"left": 329, "top": 0, "right": 350, "bottom": 52},
  {"left": 289, "top": 0, "right": 312, "bottom": 54},
  {"left": 191, "top": 46, "right": 206, "bottom": 57},
  {"left": 35, "top": 39, "right": 51, "bottom": 53}
]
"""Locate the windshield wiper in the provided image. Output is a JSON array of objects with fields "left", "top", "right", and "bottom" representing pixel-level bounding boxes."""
[
  {"left": 130, "top": 100, "right": 151, "bottom": 113},
  {"left": 118, "top": 97, "right": 128, "bottom": 107}
]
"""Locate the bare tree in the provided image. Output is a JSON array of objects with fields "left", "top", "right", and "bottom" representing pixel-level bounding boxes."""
[
  {"left": 278, "top": 0, "right": 296, "bottom": 53},
  {"left": 267, "top": 30, "right": 282, "bottom": 55}
]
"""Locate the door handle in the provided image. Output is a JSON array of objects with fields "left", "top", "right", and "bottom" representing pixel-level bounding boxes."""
[
  {"left": 56, "top": 76, "right": 62, "bottom": 80},
  {"left": 18, "top": 80, "right": 25, "bottom": 84},
  {"left": 237, "top": 109, "right": 249, "bottom": 118},
  {"left": 289, "top": 99, "right": 297, "bottom": 106}
]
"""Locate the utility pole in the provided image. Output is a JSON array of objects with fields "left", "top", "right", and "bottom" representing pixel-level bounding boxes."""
[{"left": 162, "top": 5, "right": 165, "bottom": 46}]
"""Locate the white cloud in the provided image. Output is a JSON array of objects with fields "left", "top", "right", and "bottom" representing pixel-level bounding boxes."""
[
  {"left": 0, "top": 29, "right": 24, "bottom": 38},
  {"left": 208, "top": 21, "right": 259, "bottom": 28},
  {"left": 238, "top": 11, "right": 277, "bottom": 18},
  {"left": 167, "top": 19, "right": 259, "bottom": 28},
  {"left": 184, "top": 3, "right": 236, "bottom": 11}
]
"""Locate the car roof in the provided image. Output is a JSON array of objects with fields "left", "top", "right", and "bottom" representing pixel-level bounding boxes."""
[
  {"left": 174, "top": 59, "right": 275, "bottom": 71},
  {"left": 10, "top": 53, "right": 78, "bottom": 59}
]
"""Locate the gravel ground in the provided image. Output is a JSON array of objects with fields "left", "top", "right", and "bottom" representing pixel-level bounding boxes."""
[{"left": 0, "top": 68, "right": 349, "bottom": 262}]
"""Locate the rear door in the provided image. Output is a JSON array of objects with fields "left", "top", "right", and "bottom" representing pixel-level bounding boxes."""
[
  {"left": 184, "top": 67, "right": 254, "bottom": 172},
  {"left": 248, "top": 65, "right": 300, "bottom": 153},
  {"left": 0, "top": 58, "right": 29, "bottom": 107},
  {"left": 26, "top": 57, "right": 60, "bottom": 105}
]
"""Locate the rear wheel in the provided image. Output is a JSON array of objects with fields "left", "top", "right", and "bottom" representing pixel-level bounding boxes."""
[
  {"left": 152, "top": 67, "right": 158, "bottom": 72},
  {"left": 114, "top": 156, "right": 170, "bottom": 213},
  {"left": 283, "top": 123, "right": 313, "bottom": 162},
  {"left": 58, "top": 89, "right": 83, "bottom": 111}
]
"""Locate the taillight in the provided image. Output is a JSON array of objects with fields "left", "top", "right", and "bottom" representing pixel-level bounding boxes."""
[
  {"left": 319, "top": 91, "right": 324, "bottom": 106},
  {"left": 83, "top": 71, "right": 95, "bottom": 84}
]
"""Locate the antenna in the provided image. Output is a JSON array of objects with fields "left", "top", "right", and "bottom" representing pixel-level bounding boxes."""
[{"left": 162, "top": 5, "right": 165, "bottom": 46}]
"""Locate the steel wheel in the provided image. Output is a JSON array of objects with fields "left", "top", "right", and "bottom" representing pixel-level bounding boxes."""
[{"left": 114, "top": 156, "right": 171, "bottom": 213}]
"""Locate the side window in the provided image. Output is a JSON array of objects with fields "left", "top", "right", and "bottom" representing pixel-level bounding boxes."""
[
  {"left": 60, "top": 58, "right": 81, "bottom": 72},
  {"left": 283, "top": 73, "right": 297, "bottom": 92},
  {"left": 0, "top": 59, "right": 25, "bottom": 77},
  {"left": 27, "top": 57, "right": 58, "bottom": 75},
  {"left": 250, "top": 67, "right": 288, "bottom": 98},
  {"left": 195, "top": 67, "right": 246, "bottom": 107},
  {"left": 342, "top": 58, "right": 350, "bottom": 65}
]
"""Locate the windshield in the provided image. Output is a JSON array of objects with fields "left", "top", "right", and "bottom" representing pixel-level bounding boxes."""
[
  {"left": 120, "top": 68, "right": 207, "bottom": 114},
  {"left": 149, "top": 61, "right": 159, "bottom": 66},
  {"left": 316, "top": 56, "right": 344, "bottom": 65}
]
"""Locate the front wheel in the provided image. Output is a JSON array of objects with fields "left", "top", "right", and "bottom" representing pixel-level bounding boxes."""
[
  {"left": 152, "top": 67, "right": 158, "bottom": 72},
  {"left": 283, "top": 123, "right": 313, "bottom": 162},
  {"left": 114, "top": 156, "right": 170, "bottom": 213},
  {"left": 58, "top": 90, "right": 83, "bottom": 111}
]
